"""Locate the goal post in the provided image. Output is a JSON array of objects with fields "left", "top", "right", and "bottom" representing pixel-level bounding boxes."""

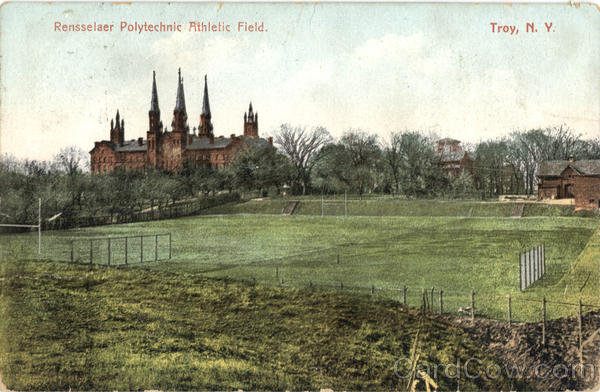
[
  {"left": 321, "top": 190, "right": 348, "bottom": 217},
  {"left": 0, "top": 197, "right": 41, "bottom": 254}
]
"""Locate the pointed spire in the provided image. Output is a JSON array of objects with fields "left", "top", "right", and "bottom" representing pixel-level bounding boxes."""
[
  {"left": 116, "top": 109, "right": 120, "bottom": 125},
  {"left": 150, "top": 70, "right": 160, "bottom": 113},
  {"left": 175, "top": 68, "right": 186, "bottom": 112},
  {"left": 202, "top": 74, "right": 211, "bottom": 116}
]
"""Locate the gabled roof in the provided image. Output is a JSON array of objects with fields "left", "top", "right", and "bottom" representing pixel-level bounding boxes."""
[
  {"left": 186, "top": 135, "right": 270, "bottom": 151},
  {"left": 438, "top": 138, "right": 461, "bottom": 144},
  {"left": 538, "top": 160, "right": 600, "bottom": 177}
]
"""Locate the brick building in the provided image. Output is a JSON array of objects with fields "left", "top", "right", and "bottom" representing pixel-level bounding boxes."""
[
  {"left": 90, "top": 69, "right": 272, "bottom": 174},
  {"left": 537, "top": 158, "right": 600, "bottom": 210},
  {"left": 436, "top": 138, "right": 473, "bottom": 177}
]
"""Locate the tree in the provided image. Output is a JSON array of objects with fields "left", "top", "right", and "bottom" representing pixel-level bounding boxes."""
[
  {"left": 232, "top": 146, "right": 294, "bottom": 196},
  {"left": 53, "top": 146, "right": 89, "bottom": 175},
  {"left": 384, "top": 131, "right": 444, "bottom": 197},
  {"left": 275, "top": 124, "right": 332, "bottom": 195},
  {"left": 314, "top": 129, "right": 382, "bottom": 199}
]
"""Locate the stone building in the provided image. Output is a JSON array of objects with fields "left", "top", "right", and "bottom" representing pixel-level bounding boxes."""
[
  {"left": 537, "top": 158, "right": 600, "bottom": 210},
  {"left": 436, "top": 138, "right": 473, "bottom": 177},
  {"left": 90, "top": 69, "right": 272, "bottom": 174}
]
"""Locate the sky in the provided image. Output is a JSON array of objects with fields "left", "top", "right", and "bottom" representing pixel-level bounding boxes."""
[{"left": 0, "top": 2, "right": 599, "bottom": 161}]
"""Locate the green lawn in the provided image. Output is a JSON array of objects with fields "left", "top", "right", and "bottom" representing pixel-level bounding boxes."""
[
  {"left": 0, "top": 260, "right": 520, "bottom": 391},
  {"left": 2, "top": 212, "right": 597, "bottom": 321}
]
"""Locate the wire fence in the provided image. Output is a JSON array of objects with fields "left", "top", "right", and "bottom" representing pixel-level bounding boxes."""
[{"left": 47, "top": 233, "right": 173, "bottom": 266}]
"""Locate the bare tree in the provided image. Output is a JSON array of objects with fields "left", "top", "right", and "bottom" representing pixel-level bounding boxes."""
[
  {"left": 275, "top": 124, "right": 332, "bottom": 195},
  {"left": 53, "top": 146, "right": 89, "bottom": 175}
]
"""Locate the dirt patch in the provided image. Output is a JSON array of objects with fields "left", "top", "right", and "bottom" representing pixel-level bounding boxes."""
[{"left": 438, "top": 311, "right": 600, "bottom": 391}]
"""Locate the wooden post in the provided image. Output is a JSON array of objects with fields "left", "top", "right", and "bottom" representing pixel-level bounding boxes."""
[
  {"left": 108, "top": 238, "right": 111, "bottom": 266},
  {"left": 340, "top": 282, "right": 343, "bottom": 290},
  {"left": 578, "top": 299, "right": 583, "bottom": 365},
  {"left": 403, "top": 285, "right": 407, "bottom": 307},
  {"left": 470, "top": 290, "right": 475, "bottom": 321},
  {"left": 125, "top": 236, "right": 128, "bottom": 265},
  {"left": 321, "top": 192, "right": 324, "bottom": 217},
  {"left": 140, "top": 236, "right": 144, "bottom": 263},
  {"left": 154, "top": 234, "right": 158, "bottom": 262},
  {"left": 542, "top": 243, "right": 546, "bottom": 275},
  {"left": 90, "top": 239, "right": 93, "bottom": 264},
  {"left": 371, "top": 285, "right": 375, "bottom": 295},
  {"left": 276, "top": 266, "right": 279, "bottom": 280},
  {"left": 38, "top": 198, "right": 41, "bottom": 255},
  {"left": 421, "top": 288, "right": 425, "bottom": 315},
  {"left": 344, "top": 190, "right": 348, "bottom": 217},
  {"left": 70, "top": 240, "right": 74, "bottom": 263},
  {"left": 542, "top": 297, "right": 546, "bottom": 345},
  {"left": 337, "top": 254, "right": 340, "bottom": 264},
  {"left": 519, "top": 252, "right": 523, "bottom": 291},
  {"left": 430, "top": 288, "right": 434, "bottom": 312},
  {"left": 169, "top": 233, "right": 172, "bottom": 259},
  {"left": 439, "top": 289, "right": 443, "bottom": 314},
  {"left": 507, "top": 294, "right": 512, "bottom": 325}
]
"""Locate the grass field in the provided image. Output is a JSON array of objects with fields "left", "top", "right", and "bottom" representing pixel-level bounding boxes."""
[
  {"left": 2, "top": 209, "right": 598, "bottom": 321},
  {"left": 0, "top": 260, "right": 522, "bottom": 391},
  {"left": 1, "top": 199, "right": 599, "bottom": 389}
]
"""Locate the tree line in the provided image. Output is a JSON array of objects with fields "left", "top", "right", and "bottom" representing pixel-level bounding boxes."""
[{"left": 1, "top": 124, "right": 599, "bottom": 225}]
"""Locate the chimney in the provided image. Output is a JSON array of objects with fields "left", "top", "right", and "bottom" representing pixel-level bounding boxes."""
[
  {"left": 230, "top": 134, "right": 236, "bottom": 139},
  {"left": 209, "top": 134, "right": 214, "bottom": 144},
  {"left": 568, "top": 156, "right": 575, "bottom": 163},
  {"left": 137, "top": 137, "right": 143, "bottom": 146},
  {"left": 268, "top": 136, "right": 273, "bottom": 145}
]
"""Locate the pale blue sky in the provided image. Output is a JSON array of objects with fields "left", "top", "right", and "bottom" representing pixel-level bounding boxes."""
[{"left": 0, "top": 2, "right": 598, "bottom": 160}]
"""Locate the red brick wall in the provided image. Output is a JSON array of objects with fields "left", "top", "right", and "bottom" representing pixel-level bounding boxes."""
[{"left": 573, "top": 176, "right": 600, "bottom": 210}]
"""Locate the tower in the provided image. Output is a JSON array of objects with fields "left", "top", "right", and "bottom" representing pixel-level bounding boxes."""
[
  {"left": 198, "top": 74, "right": 214, "bottom": 138},
  {"left": 243, "top": 102, "right": 258, "bottom": 138},
  {"left": 147, "top": 70, "right": 162, "bottom": 168},
  {"left": 110, "top": 110, "right": 124, "bottom": 146},
  {"left": 171, "top": 68, "right": 189, "bottom": 136}
]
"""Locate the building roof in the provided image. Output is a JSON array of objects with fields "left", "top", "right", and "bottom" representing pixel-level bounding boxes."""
[
  {"left": 438, "top": 138, "right": 461, "bottom": 144},
  {"left": 115, "top": 139, "right": 147, "bottom": 152},
  {"left": 538, "top": 160, "right": 600, "bottom": 177},
  {"left": 185, "top": 135, "right": 270, "bottom": 151}
]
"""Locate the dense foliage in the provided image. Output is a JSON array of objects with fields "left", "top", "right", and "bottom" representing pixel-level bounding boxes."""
[{"left": 2, "top": 125, "right": 599, "bottom": 225}]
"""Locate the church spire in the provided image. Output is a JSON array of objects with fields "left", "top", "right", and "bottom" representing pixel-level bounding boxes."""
[
  {"left": 174, "top": 67, "right": 186, "bottom": 112},
  {"left": 198, "top": 74, "right": 213, "bottom": 138},
  {"left": 150, "top": 70, "right": 160, "bottom": 113},
  {"left": 172, "top": 68, "right": 188, "bottom": 134},
  {"left": 202, "top": 74, "right": 211, "bottom": 116}
]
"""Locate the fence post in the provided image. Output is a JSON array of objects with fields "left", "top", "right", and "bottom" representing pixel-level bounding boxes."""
[
  {"left": 90, "top": 239, "right": 93, "bottom": 264},
  {"left": 154, "top": 234, "right": 158, "bottom": 262},
  {"left": 470, "top": 290, "right": 475, "bottom": 321},
  {"left": 344, "top": 190, "right": 347, "bottom": 217},
  {"left": 542, "top": 297, "right": 546, "bottom": 345},
  {"left": 507, "top": 294, "right": 512, "bottom": 325},
  {"left": 108, "top": 238, "right": 111, "bottom": 266},
  {"left": 70, "top": 240, "right": 74, "bottom": 263},
  {"left": 421, "top": 288, "right": 425, "bottom": 315},
  {"left": 337, "top": 254, "right": 340, "bottom": 264},
  {"left": 371, "top": 284, "right": 374, "bottom": 295},
  {"left": 125, "top": 236, "right": 128, "bottom": 265},
  {"left": 321, "top": 192, "right": 324, "bottom": 217},
  {"left": 578, "top": 299, "right": 583, "bottom": 366},
  {"left": 340, "top": 282, "right": 343, "bottom": 290},
  {"left": 519, "top": 252, "right": 523, "bottom": 291},
  {"left": 275, "top": 266, "right": 279, "bottom": 280},
  {"left": 542, "top": 243, "right": 546, "bottom": 275},
  {"left": 430, "top": 288, "right": 434, "bottom": 312},
  {"left": 169, "top": 233, "right": 172, "bottom": 259},
  {"left": 140, "top": 236, "right": 144, "bottom": 263},
  {"left": 403, "top": 285, "right": 407, "bottom": 307},
  {"left": 439, "top": 289, "right": 443, "bottom": 314}
]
